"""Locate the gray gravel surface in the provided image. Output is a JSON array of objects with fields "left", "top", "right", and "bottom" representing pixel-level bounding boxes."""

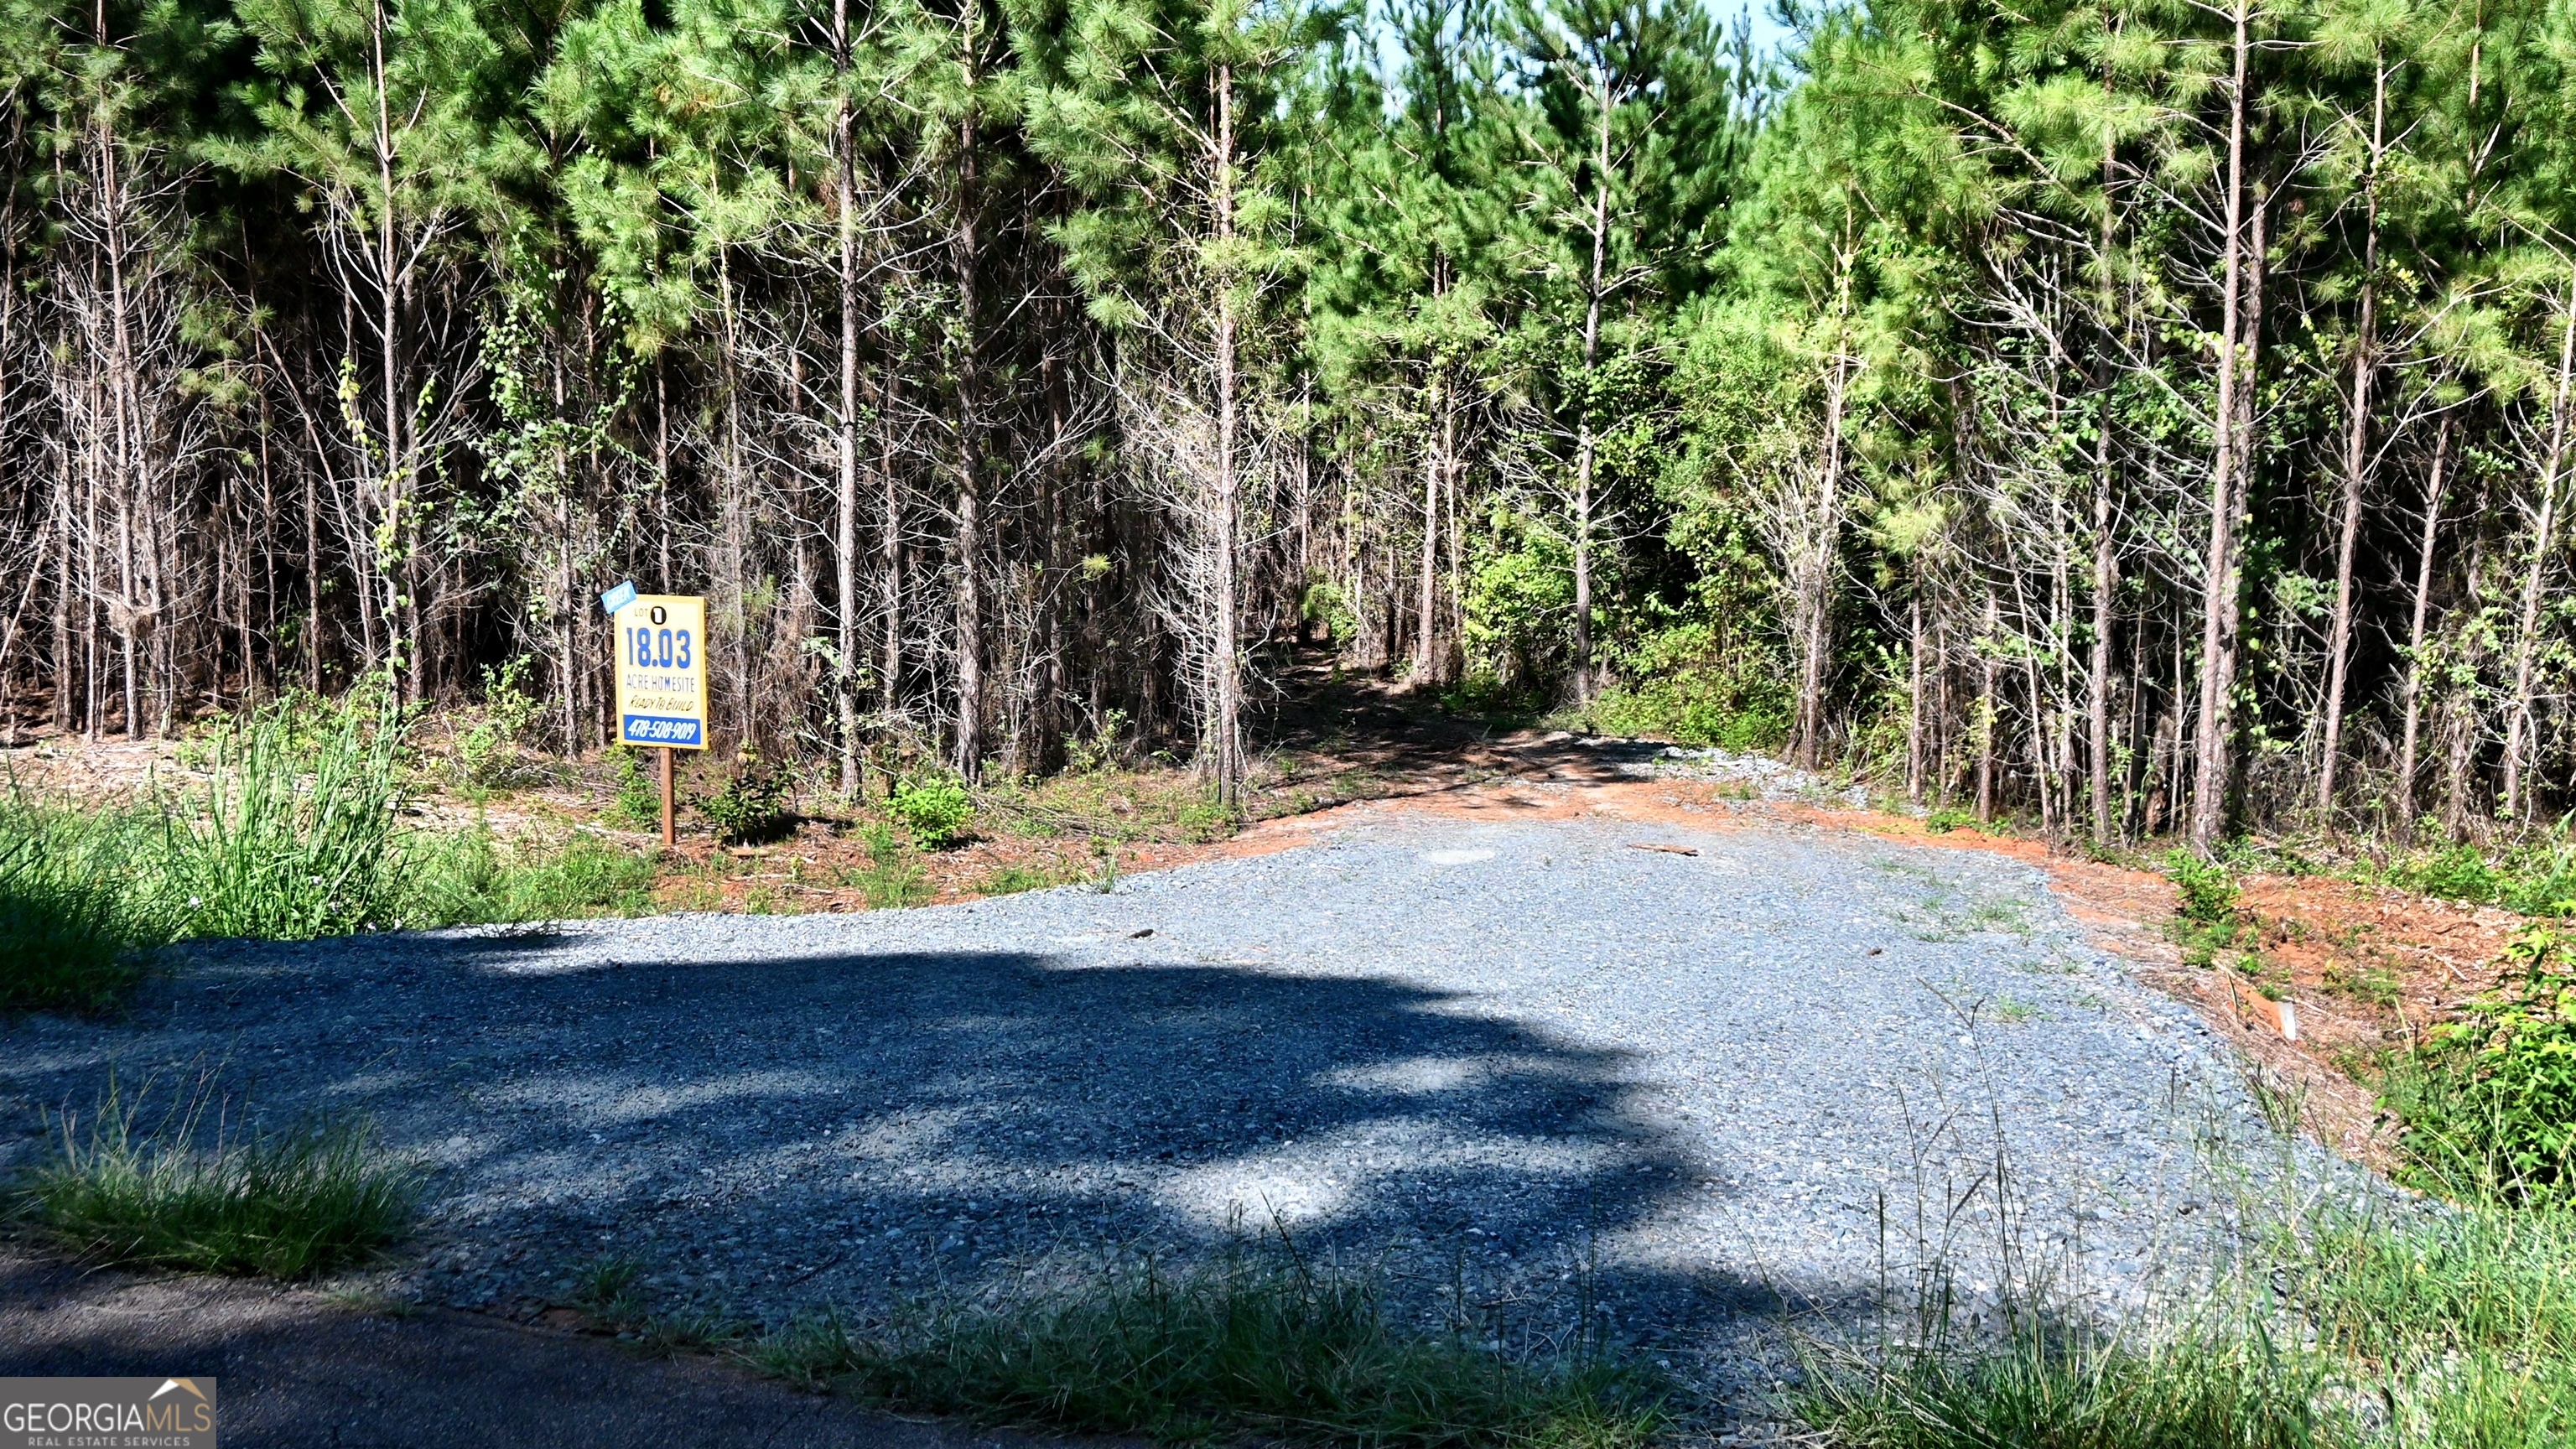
[{"left": 3, "top": 798, "right": 2362, "bottom": 1408}]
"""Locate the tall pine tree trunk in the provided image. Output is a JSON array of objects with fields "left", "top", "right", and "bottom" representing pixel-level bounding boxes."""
[
  {"left": 879, "top": 356, "right": 903, "bottom": 723},
  {"left": 2502, "top": 288, "right": 2576, "bottom": 821},
  {"left": 1413, "top": 365, "right": 1440, "bottom": 683},
  {"left": 1571, "top": 72, "right": 1609, "bottom": 706},
  {"left": 834, "top": 0, "right": 862, "bottom": 794},
  {"left": 2397, "top": 416, "right": 2452, "bottom": 839},
  {"left": 2318, "top": 52, "right": 2386, "bottom": 817},
  {"left": 2190, "top": 0, "right": 2258, "bottom": 849},
  {"left": 372, "top": 0, "right": 408, "bottom": 704},
  {"left": 1209, "top": 59, "right": 1244, "bottom": 802},
  {"left": 2088, "top": 99, "right": 2119, "bottom": 843},
  {"left": 953, "top": 29, "right": 987, "bottom": 782}
]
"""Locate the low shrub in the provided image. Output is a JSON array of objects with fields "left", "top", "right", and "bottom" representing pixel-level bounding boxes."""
[
  {"left": 1437, "top": 672, "right": 1551, "bottom": 728},
  {"left": 15, "top": 1080, "right": 419, "bottom": 1279},
  {"left": 2384, "top": 839, "right": 2576, "bottom": 917},
  {"left": 891, "top": 775, "right": 974, "bottom": 848},
  {"left": 1174, "top": 791, "right": 1238, "bottom": 844},
  {"left": 2386, "top": 922, "right": 2576, "bottom": 1202},
  {"left": 2163, "top": 850, "right": 2242, "bottom": 928},
  {"left": 697, "top": 749, "right": 794, "bottom": 844},
  {"left": 1587, "top": 679, "right": 1788, "bottom": 753},
  {"left": 454, "top": 656, "right": 543, "bottom": 787}
]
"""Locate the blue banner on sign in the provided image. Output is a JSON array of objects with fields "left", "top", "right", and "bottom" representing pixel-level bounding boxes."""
[
  {"left": 622, "top": 714, "right": 703, "bottom": 746},
  {"left": 600, "top": 580, "right": 638, "bottom": 615}
]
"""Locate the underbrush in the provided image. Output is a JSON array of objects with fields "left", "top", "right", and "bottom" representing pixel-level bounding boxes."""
[
  {"left": 411, "top": 826, "right": 662, "bottom": 925},
  {"left": 2376, "top": 837, "right": 2576, "bottom": 917},
  {"left": 1577, "top": 677, "right": 1787, "bottom": 754},
  {"left": 843, "top": 823, "right": 932, "bottom": 907},
  {"left": 13, "top": 1077, "right": 418, "bottom": 1279},
  {"left": 2380, "top": 921, "right": 2576, "bottom": 1203},
  {"left": 1, "top": 693, "right": 663, "bottom": 1013},
  {"left": 1564, "top": 627, "right": 1790, "bottom": 753},
  {"left": 977, "top": 767, "right": 1240, "bottom": 845},
  {"left": 2160, "top": 850, "right": 2256, "bottom": 973},
  {"left": 1436, "top": 672, "right": 1555, "bottom": 730},
  {"left": 1796, "top": 1161, "right": 2576, "bottom": 1447},
  {"left": 978, "top": 858, "right": 1088, "bottom": 896},
  {"left": 0, "top": 800, "right": 154, "bottom": 1012},
  {"left": 751, "top": 1249, "right": 1670, "bottom": 1449}
]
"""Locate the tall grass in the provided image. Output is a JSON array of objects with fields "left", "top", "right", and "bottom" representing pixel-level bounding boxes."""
[
  {"left": 404, "top": 825, "right": 661, "bottom": 925},
  {"left": 13, "top": 1076, "right": 420, "bottom": 1279},
  {"left": 1795, "top": 1305, "right": 2339, "bottom": 1449},
  {"left": 754, "top": 1250, "right": 1668, "bottom": 1449},
  {"left": 1795, "top": 1162, "right": 2576, "bottom": 1447},
  {"left": 0, "top": 689, "right": 662, "bottom": 1014},
  {"left": 162, "top": 690, "right": 411, "bottom": 939},
  {"left": 0, "top": 796, "right": 154, "bottom": 1012}
]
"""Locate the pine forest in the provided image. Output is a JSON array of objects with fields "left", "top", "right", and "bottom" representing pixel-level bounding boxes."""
[{"left": 9, "top": 0, "right": 2576, "bottom": 847}]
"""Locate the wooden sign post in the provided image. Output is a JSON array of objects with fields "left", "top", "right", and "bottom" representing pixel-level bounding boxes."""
[{"left": 609, "top": 592, "right": 710, "bottom": 847}]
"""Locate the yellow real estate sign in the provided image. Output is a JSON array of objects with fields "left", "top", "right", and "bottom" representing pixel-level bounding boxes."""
[{"left": 612, "top": 595, "right": 710, "bottom": 750}]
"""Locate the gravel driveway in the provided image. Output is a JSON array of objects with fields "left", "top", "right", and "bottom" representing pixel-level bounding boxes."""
[{"left": 2, "top": 796, "right": 2345, "bottom": 1405}]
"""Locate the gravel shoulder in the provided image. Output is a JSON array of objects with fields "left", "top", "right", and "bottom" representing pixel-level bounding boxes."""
[{"left": 2, "top": 778, "right": 2371, "bottom": 1411}]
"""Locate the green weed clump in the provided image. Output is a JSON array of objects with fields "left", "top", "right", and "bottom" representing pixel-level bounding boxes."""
[
  {"left": 847, "top": 823, "right": 932, "bottom": 908},
  {"left": 2160, "top": 851, "right": 2249, "bottom": 969},
  {"left": 1798, "top": 1192, "right": 2576, "bottom": 1449},
  {"left": 2381, "top": 839, "right": 2576, "bottom": 917},
  {"left": 14, "top": 1080, "right": 419, "bottom": 1280},
  {"left": 890, "top": 775, "right": 974, "bottom": 848},
  {"left": 2383, "top": 922, "right": 2576, "bottom": 1202},
  {"left": 696, "top": 748, "right": 795, "bottom": 844},
  {"left": 979, "top": 860, "right": 1080, "bottom": 896},
  {"left": 756, "top": 1252, "right": 1669, "bottom": 1449},
  {"left": 1796, "top": 1306, "right": 2338, "bottom": 1449},
  {"left": 3, "top": 692, "right": 683, "bottom": 1015},
  {"left": 408, "top": 827, "right": 660, "bottom": 926},
  {"left": 165, "top": 693, "right": 410, "bottom": 940},
  {"left": 454, "top": 656, "right": 543, "bottom": 787},
  {"left": 605, "top": 745, "right": 665, "bottom": 828},
  {"left": 0, "top": 799, "right": 156, "bottom": 1013},
  {"left": 2163, "top": 851, "right": 2241, "bottom": 927}
]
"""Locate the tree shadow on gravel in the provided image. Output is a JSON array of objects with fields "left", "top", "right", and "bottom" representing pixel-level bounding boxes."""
[{"left": 3, "top": 929, "right": 1794, "bottom": 1350}]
